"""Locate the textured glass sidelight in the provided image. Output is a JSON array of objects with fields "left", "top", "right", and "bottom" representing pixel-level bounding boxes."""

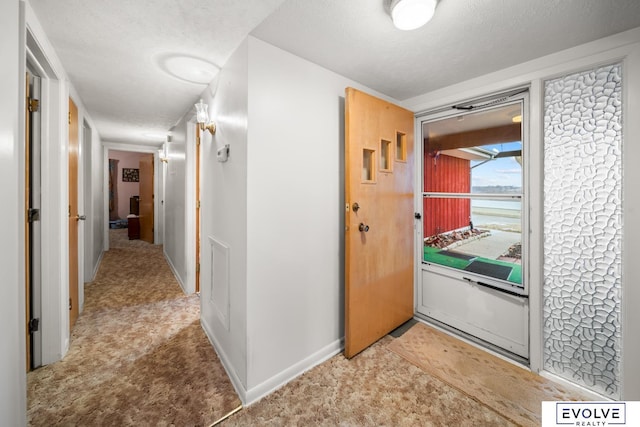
[{"left": 543, "top": 63, "right": 622, "bottom": 398}]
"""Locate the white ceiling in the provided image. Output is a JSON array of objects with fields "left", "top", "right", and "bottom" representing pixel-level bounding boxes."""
[{"left": 29, "top": 0, "right": 640, "bottom": 146}]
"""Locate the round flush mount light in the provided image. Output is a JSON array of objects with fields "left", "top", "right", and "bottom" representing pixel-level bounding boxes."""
[
  {"left": 390, "top": 0, "right": 437, "bottom": 31},
  {"left": 156, "top": 54, "right": 219, "bottom": 85}
]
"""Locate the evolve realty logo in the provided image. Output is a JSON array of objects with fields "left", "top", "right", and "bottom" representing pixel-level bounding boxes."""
[{"left": 556, "top": 402, "right": 625, "bottom": 426}]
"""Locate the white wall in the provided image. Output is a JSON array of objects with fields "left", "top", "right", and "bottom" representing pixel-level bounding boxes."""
[
  {"left": 243, "top": 37, "right": 397, "bottom": 402},
  {"left": 163, "top": 120, "right": 189, "bottom": 289},
  {"left": 199, "top": 38, "right": 250, "bottom": 392},
  {"left": 0, "top": 0, "right": 27, "bottom": 424},
  {"left": 88, "top": 122, "right": 104, "bottom": 281},
  {"left": 403, "top": 27, "right": 640, "bottom": 400}
]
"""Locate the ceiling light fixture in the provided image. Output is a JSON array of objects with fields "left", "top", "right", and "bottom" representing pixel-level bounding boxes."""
[
  {"left": 194, "top": 99, "right": 216, "bottom": 135},
  {"left": 390, "top": 0, "right": 437, "bottom": 31}
]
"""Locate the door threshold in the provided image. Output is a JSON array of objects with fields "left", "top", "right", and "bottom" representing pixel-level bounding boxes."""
[{"left": 414, "top": 314, "right": 529, "bottom": 368}]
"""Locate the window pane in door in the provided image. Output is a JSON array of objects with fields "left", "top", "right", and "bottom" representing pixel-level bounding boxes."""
[{"left": 422, "top": 103, "right": 523, "bottom": 288}]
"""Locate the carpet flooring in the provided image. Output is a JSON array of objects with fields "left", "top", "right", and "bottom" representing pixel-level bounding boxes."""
[
  {"left": 224, "top": 336, "right": 515, "bottom": 427},
  {"left": 27, "top": 229, "right": 241, "bottom": 426},
  {"left": 224, "top": 325, "right": 591, "bottom": 426}
]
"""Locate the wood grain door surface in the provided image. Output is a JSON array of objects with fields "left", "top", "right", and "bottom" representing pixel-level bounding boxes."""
[
  {"left": 68, "top": 98, "right": 79, "bottom": 331},
  {"left": 139, "top": 153, "right": 154, "bottom": 244},
  {"left": 344, "top": 87, "right": 415, "bottom": 358}
]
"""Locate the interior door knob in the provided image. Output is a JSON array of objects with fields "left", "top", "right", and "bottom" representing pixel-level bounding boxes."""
[
  {"left": 358, "top": 223, "right": 369, "bottom": 232},
  {"left": 75, "top": 214, "right": 86, "bottom": 221}
]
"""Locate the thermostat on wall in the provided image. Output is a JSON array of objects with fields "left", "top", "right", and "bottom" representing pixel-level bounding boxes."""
[{"left": 217, "top": 144, "right": 229, "bottom": 162}]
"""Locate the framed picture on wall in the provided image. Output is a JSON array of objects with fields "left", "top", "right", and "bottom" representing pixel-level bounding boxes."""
[{"left": 122, "top": 168, "right": 139, "bottom": 182}]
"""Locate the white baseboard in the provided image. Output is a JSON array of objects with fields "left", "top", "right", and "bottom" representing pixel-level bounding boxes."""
[
  {"left": 90, "top": 250, "right": 104, "bottom": 282},
  {"left": 200, "top": 317, "right": 248, "bottom": 404},
  {"left": 200, "top": 316, "right": 344, "bottom": 407},
  {"left": 163, "top": 249, "right": 187, "bottom": 294},
  {"left": 244, "top": 338, "right": 344, "bottom": 406}
]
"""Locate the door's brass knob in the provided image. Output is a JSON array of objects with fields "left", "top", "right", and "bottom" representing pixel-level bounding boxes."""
[{"left": 358, "top": 223, "right": 369, "bottom": 232}]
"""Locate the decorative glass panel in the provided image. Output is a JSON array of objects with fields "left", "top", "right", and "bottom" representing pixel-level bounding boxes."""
[{"left": 543, "top": 63, "right": 622, "bottom": 398}]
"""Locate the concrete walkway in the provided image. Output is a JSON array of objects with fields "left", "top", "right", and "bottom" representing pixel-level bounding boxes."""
[{"left": 453, "top": 229, "right": 521, "bottom": 259}]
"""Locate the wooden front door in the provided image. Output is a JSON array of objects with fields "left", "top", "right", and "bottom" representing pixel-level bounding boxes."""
[
  {"left": 68, "top": 98, "right": 79, "bottom": 331},
  {"left": 139, "top": 153, "right": 154, "bottom": 243},
  {"left": 344, "top": 87, "right": 415, "bottom": 358}
]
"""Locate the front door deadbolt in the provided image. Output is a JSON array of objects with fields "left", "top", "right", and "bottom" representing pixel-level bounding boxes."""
[
  {"left": 359, "top": 223, "right": 369, "bottom": 232},
  {"left": 352, "top": 202, "right": 360, "bottom": 212}
]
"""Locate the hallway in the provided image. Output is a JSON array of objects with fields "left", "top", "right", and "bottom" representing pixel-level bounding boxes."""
[{"left": 27, "top": 229, "right": 240, "bottom": 425}]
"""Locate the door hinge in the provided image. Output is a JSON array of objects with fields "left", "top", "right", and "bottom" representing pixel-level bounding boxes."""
[
  {"left": 196, "top": 200, "right": 201, "bottom": 209},
  {"left": 69, "top": 298, "right": 72, "bottom": 310},
  {"left": 196, "top": 263, "right": 200, "bottom": 273},
  {"left": 68, "top": 112, "right": 71, "bottom": 125},
  {"left": 29, "top": 318, "right": 40, "bottom": 333},
  {"left": 28, "top": 98, "right": 40, "bottom": 112},
  {"left": 28, "top": 208, "right": 40, "bottom": 222}
]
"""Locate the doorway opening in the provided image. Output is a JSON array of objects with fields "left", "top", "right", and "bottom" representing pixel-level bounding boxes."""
[
  {"left": 416, "top": 89, "right": 530, "bottom": 360},
  {"left": 107, "top": 150, "right": 155, "bottom": 245},
  {"left": 26, "top": 66, "right": 43, "bottom": 370}
]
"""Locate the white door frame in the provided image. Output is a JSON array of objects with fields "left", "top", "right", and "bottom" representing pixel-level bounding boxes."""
[{"left": 26, "top": 5, "right": 72, "bottom": 364}]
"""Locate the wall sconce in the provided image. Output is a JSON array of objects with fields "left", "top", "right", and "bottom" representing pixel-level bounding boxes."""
[
  {"left": 159, "top": 137, "right": 170, "bottom": 163},
  {"left": 194, "top": 99, "right": 216, "bottom": 135},
  {"left": 390, "top": 0, "right": 437, "bottom": 31},
  {"left": 194, "top": 98, "right": 229, "bottom": 162}
]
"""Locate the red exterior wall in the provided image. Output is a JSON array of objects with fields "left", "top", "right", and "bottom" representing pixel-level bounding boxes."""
[{"left": 423, "top": 152, "right": 471, "bottom": 237}]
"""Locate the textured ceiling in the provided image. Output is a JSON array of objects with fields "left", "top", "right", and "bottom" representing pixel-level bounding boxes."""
[
  {"left": 252, "top": 0, "right": 640, "bottom": 100},
  {"left": 29, "top": 0, "right": 287, "bottom": 144},
  {"left": 29, "top": 0, "right": 640, "bottom": 146}
]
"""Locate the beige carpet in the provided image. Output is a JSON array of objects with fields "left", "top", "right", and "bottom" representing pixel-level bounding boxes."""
[
  {"left": 27, "top": 229, "right": 241, "bottom": 426},
  {"left": 224, "top": 335, "right": 517, "bottom": 427},
  {"left": 387, "top": 323, "right": 591, "bottom": 427}
]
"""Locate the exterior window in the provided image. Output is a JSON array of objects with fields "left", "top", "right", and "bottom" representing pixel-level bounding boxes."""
[{"left": 422, "top": 101, "right": 524, "bottom": 292}]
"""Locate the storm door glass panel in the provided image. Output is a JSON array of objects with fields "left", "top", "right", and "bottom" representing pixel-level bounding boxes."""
[
  {"left": 423, "top": 102, "right": 524, "bottom": 292},
  {"left": 543, "top": 63, "right": 622, "bottom": 398}
]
